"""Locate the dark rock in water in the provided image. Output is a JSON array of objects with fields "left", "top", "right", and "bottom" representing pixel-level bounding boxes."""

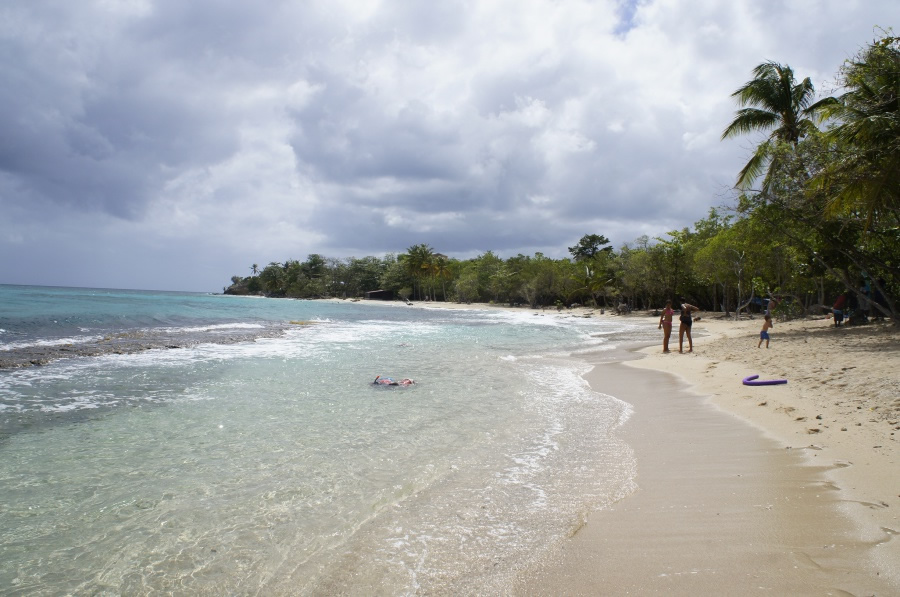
[{"left": 0, "top": 324, "right": 289, "bottom": 369}]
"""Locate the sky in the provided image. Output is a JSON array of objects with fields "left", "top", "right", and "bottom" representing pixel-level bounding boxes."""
[{"left": 0, "top": 1, "right": 895, "bottom": 292}]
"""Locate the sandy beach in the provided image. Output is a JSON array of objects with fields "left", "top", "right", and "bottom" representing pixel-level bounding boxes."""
[
  {"left": 512, "top": 311, "right": 899, "bottom": 595},
  {"left": 384, "top": 299, "right": 899, "bottom": 594}
]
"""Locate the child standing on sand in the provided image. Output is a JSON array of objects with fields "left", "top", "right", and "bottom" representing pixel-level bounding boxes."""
[{"left": 758, "top": 314, "right": 773, "bottom": 348}]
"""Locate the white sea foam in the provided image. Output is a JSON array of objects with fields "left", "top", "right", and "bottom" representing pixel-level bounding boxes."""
[
  {"left": 164, "top": 322, "right": 265, "bottom": 333},
  {"left": 0, "top": 334, "right": 106, "bottom": 351}
]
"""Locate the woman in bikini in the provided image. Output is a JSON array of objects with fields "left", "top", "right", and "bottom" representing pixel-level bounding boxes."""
[
  {"left": 678, "top": 302, "right": 700, "bottom": 353},
  {"left": 658, "top": 300, "right": 674, "bottom": 352}
]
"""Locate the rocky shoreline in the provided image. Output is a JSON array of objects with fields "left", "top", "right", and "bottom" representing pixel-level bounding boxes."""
[{"left": 0, "top": 325, "right": 288, "bottom": 369}]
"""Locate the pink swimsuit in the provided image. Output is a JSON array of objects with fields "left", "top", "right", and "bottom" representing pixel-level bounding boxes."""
[{"left": 661, "top": 307, "right": 674, "bottom": 327}]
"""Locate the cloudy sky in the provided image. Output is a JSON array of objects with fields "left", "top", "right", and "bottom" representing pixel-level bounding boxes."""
[{"left": 0, "top": 1, "right": 894, "bottom": 291}]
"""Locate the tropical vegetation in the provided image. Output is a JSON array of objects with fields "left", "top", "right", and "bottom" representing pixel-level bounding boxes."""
[{"left": 226, "top": 32, "right": 898, "bottom": 323}]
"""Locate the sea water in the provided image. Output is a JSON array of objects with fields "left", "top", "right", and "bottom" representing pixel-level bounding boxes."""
[{"left": 0, "top": 285, "right": 657, "bottom": 595}]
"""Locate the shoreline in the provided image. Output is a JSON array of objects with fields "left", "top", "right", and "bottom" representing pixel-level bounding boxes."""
[
  {"left": 340, "top": 299, "right": 899, "bottom": 591},
  {"left": 528, "top": 312, "right": 898, "bottom": 593},
  {"left": 516, "top": 348, "right": 897, "bottom": 594},
  {"left": 626, "top": 315, "right": 900, "bottom": 588}
]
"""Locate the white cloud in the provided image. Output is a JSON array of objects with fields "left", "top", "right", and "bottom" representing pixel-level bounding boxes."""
[{"left": 0, "top": 0, "right": 893, "bottom": 290}]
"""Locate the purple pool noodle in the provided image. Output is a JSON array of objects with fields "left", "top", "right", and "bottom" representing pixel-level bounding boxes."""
[{"left": 742, "top": 374, "right": 787, "bottom": 386}]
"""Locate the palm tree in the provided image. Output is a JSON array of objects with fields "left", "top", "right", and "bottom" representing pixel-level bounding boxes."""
[
  {"left": 250, "top": 263, "right": 259, "bottom": 276},
  {"left": 259, "top": 262, "right": 283, "bottom": 294},
  {"left": 812, "top": 34, "right": 900, "bottom": 224},
  {"left": 722, "top": 61, "right": 820, "bottom": 191},
  {"left": 401, "top": 244, "right": 435, "bottom": 300},
  {"left": 432, "top": 254, "right": 452, "bottom": 301}
]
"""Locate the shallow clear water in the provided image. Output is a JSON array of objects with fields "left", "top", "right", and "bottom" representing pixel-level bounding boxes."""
[{"left": 0, "top": 286, "right": 657, "bottom": 595}]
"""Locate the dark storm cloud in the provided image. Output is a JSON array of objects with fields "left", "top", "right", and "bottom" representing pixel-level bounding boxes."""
[
  {"left": 0, "top": 1, "right": 252, "bottom": 218},
  {"left": 291, "top": 88, "right": 466, "bottom": 186}
]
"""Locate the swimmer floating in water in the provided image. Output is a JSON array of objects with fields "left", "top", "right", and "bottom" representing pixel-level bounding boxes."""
[{"left": 373, "top": 376, "right": 415, "bottom": 386}]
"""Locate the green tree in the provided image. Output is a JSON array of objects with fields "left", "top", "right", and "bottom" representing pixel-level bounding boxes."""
[
  {"left": 813, "top": 33, "right": 900, "bottom": 226},
  {"left": 614, "top": 237, "right": 655, "bottom": 308},
  {"left": 432, "top": 254, "right": 452, "bottom": 301},
  {"left": 743, "top": 132, "right": 899, "bottom": 321},
  {"left": 259, "top": 262, "right": 284, "bottom": 294},
  {"left": 568, "top": 234, "right": 612, "bottom": 261},
  {"left": 568, "top": 234, "right": 614, "bottom": 306},
  {"left": 379, "top": 254, "right": 413, "bottom": 297},
  {"left": 481, "top": 252, "right": 510, "bottom": 303},
  {"left": 400, "top": 244, "right": 435, "bottom": 300},
  {"left": 453, "top": 262, "right": 480, "bottom": 303},
  {"left": 694, "top": 228, "right": 737, "bottom": 314},
  {"left": 342, "top": 256, "right": 386, "bottom": 297},
  {"left": 722, "top": 61, "right": 820, "bottom": 191},
  {"left": 282, "top": 259, "right": 305, "bottom": 297},
  {"left": 654, "top": 229, "right": 688, "bottom": 302},
  {"left": 301, "top": 254, "right": 327, "bottom": 279}
]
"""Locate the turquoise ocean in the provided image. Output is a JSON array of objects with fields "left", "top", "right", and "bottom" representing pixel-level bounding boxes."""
[{"left": 0, "top": 285, "right": 657, "bottom": 595}]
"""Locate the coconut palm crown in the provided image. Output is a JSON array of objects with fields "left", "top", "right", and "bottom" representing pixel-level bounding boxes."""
[
  {"left": 811, "top": 34, "right": 900, "bottom": 224},
  {"left": 722, "top": 61, "right": 820, "bottom": 191}
]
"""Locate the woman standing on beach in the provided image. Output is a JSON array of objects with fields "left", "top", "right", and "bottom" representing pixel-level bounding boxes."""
[
  {"left": 658, "top": 300, "right": 674, "bottom": 352},
  {"left": 678, "top": 302, "right": 700, "bottom": 353}
]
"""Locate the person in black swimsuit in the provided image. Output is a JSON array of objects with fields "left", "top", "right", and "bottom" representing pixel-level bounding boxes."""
[{"left": 678, "top": 303, "right": 700, "bottom": 353}]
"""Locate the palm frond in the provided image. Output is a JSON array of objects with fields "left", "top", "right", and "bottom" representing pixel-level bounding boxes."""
[
  {"left": 721, "top": 108, "right": 779, "bottom": 139},
  {"left": 735, "top": 140, "right": 773, "bottom": 189},
  {"left": 792, "top": 77, "right": 815, "bottom": 110},
  {"left": 806, "top": 96, "right": 840, "bottom": 121}
]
